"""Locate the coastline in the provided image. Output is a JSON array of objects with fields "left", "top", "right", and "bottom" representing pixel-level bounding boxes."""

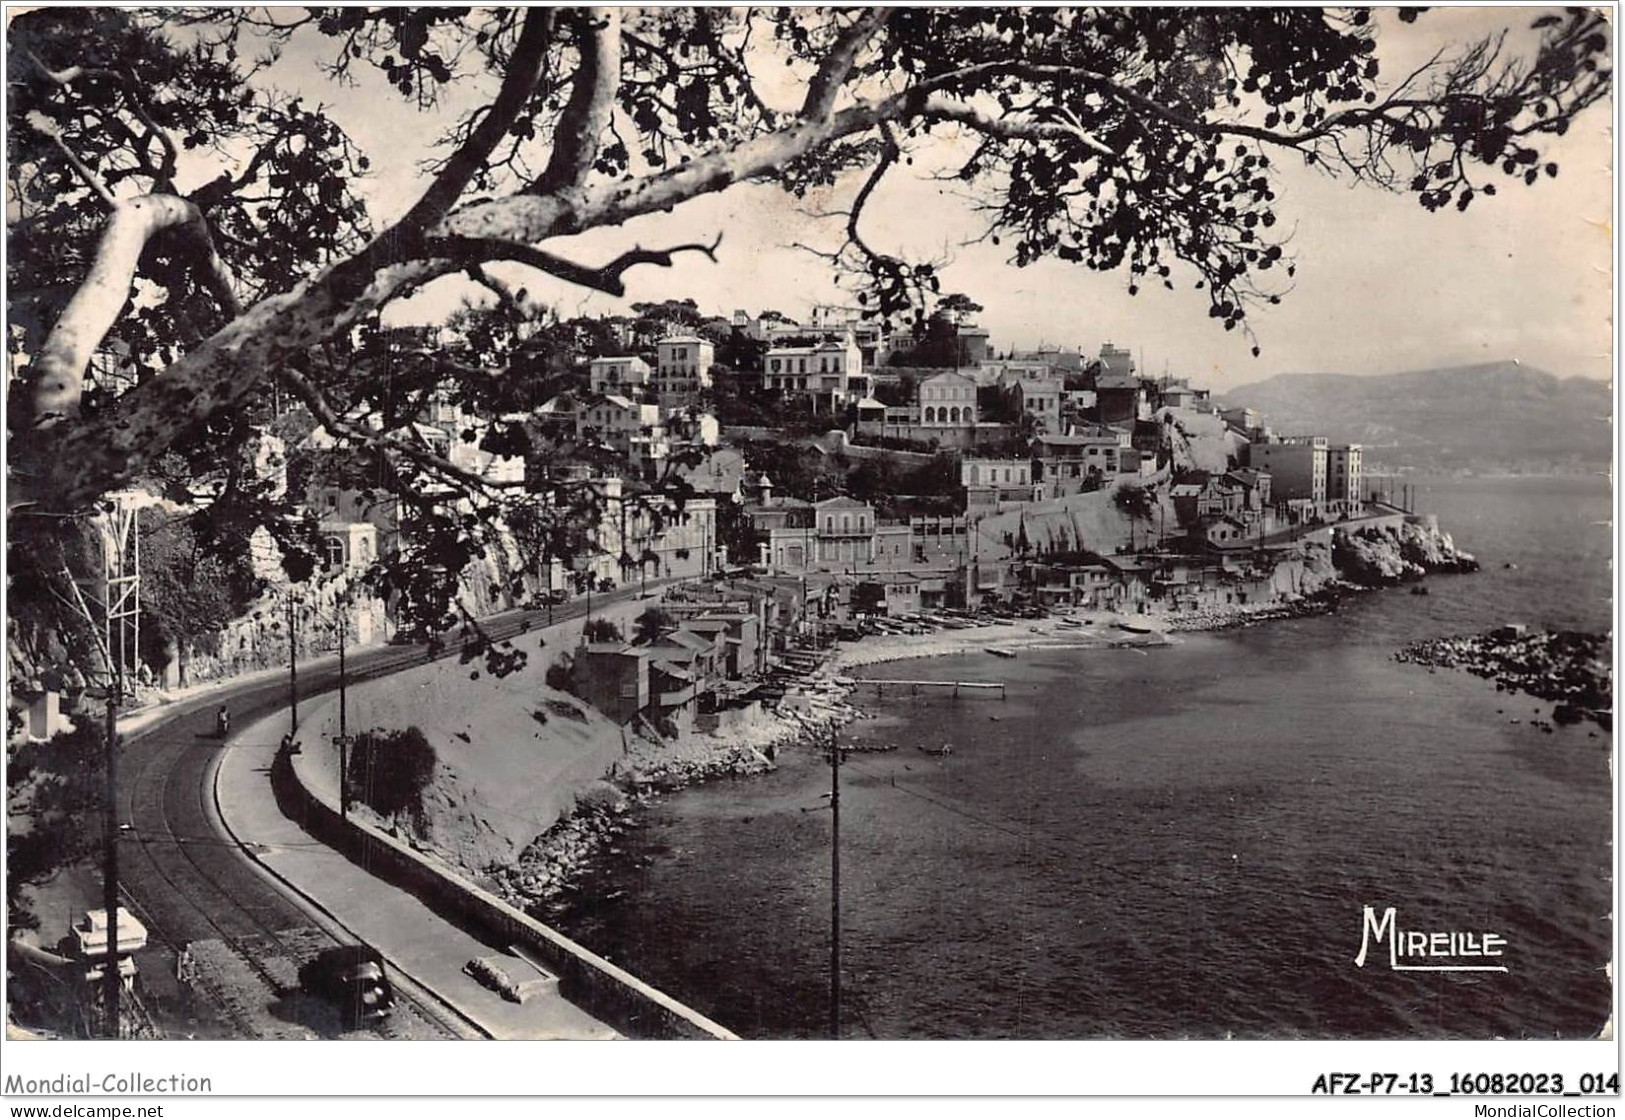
[
  {"left": 488, "top": 592, "right": 1343, "bottom": 915},
  {"left": 490, "top": 516, "right": 1480, "bottom": 919}
]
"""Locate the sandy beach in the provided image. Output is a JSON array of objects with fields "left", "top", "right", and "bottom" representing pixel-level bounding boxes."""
[{"left": 826, "top": 613, "right": 1172, "bottom": 671}]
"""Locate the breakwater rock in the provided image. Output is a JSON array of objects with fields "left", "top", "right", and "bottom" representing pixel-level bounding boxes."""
[
  {"left": 1333, "top": 517, "right": 1479, "bottom": 587},
  {"left": 1395, "top": 629, "right": 1612, "bottom": 729},
  {"left": 1166, "top": 587, "right": 1350, "bottom": 633}
]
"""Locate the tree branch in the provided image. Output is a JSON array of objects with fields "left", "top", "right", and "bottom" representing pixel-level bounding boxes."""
[
  {"left": 24, "top": 111, "right": 116, "bottom": 207},
  {"left": 801, "top": 8, "right": 890, "bottom": 120},
  {"left": 921, "top": 97, "right": 1116, "bottom": 157},
  {"left": 532, "top": 7, "right": 621, "bottom": 195},
  {"left": 397, "top": 7, "right": 556, "bottom": 231},
  {"left": 30, "top": 194, "right": 242, "bottom": 424},
  {"left": 27, "top": 50, "right": 180, "bottom": 190},
  {"left": 424, "top": 232, "right": 722, "bottom": 297},
  {"left": 275, "top": 363, "right": 528, "bottom": 494}
]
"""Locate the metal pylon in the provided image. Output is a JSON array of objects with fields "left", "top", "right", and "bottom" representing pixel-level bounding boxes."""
[{"left": 96, "top": 492, "right": 141, "bottom": 698}]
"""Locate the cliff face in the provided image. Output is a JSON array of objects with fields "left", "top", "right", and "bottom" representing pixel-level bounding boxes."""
[{"left": 1331, "top": 517, "right": 1479, "bottom": 587}]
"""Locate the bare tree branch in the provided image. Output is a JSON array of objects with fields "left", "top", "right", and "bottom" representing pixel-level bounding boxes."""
[
  {"left": 424, "top": 232, "right": 722, "bottom": 297},
  {"left": 30, "top": 194, "right": 242, "bottom": 424},
  {"left": 275, "top": 363, "right": 529, "bottom": 494},
  {"left": 23, "top": 111, "right": 116, "bottom": 208},
  {"left": 921, "top": 97, "right": 1116, "bottom": 157}
]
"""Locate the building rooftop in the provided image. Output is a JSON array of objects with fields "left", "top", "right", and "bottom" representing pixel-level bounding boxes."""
[
  {"left": 1096, "top": 374, "right": 1140, "bottom": 390},
  {"left": 581, "top": 642, "right": 646, "bottom": 657},
  {"left": 1037, "top": 432, "right": 1124, "bottom": 446},
  {"left": 659, "top": 629, "right": 716, "bottom": 652}
]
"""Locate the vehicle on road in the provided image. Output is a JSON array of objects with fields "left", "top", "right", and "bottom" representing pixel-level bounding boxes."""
[{"left": 298, "top": 945, "right": 395, "bottom": 1029}]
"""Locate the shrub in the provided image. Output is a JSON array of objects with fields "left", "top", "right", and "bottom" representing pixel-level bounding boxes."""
[
  {"left": 546, "top": 652, "right": 577, "bottom": 694},
  {"left": 582, "top": 618, "right": 622, "bottom": 644},
  {"left": 544, "top": 698, "right": 588, "bottom": 724},
  {"left": 347, "top": 726, "right": 437, "bottom": 831}
]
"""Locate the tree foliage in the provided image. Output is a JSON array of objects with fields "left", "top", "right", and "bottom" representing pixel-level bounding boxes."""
[
  {"left": 7, "top": 719, "right": 104, "bottom": 931},
  {"left": 633, "top": 606, "right": 676, "bottom": 645},
  {"left": 137, "top": 507, "right": 262, "bottom": 668},
  {"left": 582, "top": 618, "right": 623, "bottom": 643}
]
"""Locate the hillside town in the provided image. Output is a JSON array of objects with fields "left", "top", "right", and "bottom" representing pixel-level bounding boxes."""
[{"left": 16, "top": 296, "right": 1414, "bottom": 743}]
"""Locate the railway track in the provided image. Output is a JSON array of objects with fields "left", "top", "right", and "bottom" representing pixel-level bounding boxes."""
[{"left": 109, "top": 595, "right": 628, "bottom": 1039}]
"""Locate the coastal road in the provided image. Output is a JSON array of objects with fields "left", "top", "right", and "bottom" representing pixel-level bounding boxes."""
[{"left": 111, "top": 586, "right": 654, "bottom": 1039}]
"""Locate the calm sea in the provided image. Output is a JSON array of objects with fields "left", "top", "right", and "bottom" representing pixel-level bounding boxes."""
[{"left": 547, "top": 475, "right": 1614, "bottom": 1039}]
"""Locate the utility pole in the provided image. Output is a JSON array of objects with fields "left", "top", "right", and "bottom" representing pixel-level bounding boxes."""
[
  {"left": 338, "top": 595, "right": 349, "bottom": 819},
  {"left": 829, "top": 730, "right": 841, "bottom": 1041},
  {"left": 286, "top": 592, "right": 299, "bottom": 735},
  {"left": 102, "top": 673, "right": 120, "bottom": 1038},
  {"left": 93, "top": 493, "right": 140, "bottom": 1039}
]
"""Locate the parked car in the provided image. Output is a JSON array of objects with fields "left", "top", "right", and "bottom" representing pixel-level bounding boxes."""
[{"left": 299, "top": 945, "right": 394, "bottom": 1029}]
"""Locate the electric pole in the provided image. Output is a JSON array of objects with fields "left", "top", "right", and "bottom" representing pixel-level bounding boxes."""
[
  {"left": 338, "top": 595, "right": 349, "bottom": 819},
  {"left": 102, "top": 673, "right": 120, "bottom": 1038},
  {"left": 830, "top": 730, "right": 841, "bottom": 1040},
  {"left": 286, "top": 592, "right": 299, "bottom": 735},
  {"left": 93, "top": 493, "right": 140, "bottom": 1039}
]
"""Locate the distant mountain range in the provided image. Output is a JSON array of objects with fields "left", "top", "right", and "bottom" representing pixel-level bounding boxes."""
[{"left": 1218, "top": 361, "right": 1612, "bottom": 474}]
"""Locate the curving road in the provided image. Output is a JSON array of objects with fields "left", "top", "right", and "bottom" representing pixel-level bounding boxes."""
[{"left": 113, "top": 588, "right": 649, "bottom": 1039}]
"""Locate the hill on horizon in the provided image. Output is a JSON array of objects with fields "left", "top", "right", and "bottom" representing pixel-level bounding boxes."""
[{"left": 1219, "top": 361, "right": 1611, "bottom": 474}]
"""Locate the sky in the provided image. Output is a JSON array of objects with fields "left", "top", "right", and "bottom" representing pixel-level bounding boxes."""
[{"left": 249, "top": 6, "right": 1613, "bottom": 391}]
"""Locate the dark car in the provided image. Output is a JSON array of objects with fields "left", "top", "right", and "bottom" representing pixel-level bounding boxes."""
[{"left": 299, "top": 945, "right": 394, "bottom": 1029}]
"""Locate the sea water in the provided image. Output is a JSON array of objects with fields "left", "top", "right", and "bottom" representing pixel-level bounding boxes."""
[{"left": 548, "top": 475, "right": 1613, "bottom": 1039}]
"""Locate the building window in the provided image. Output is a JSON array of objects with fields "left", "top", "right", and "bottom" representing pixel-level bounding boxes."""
[{"left": 323, "top": 536, "right": 346, "bottom": 568}]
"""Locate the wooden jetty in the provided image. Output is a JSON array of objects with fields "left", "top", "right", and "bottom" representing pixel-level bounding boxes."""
[{"left": 849, "top": 678, "right": 1006, "bottom": 699}]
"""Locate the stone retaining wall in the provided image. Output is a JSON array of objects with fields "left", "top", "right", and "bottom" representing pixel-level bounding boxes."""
[{"left": 272, "top": 716, "right": 736, "bottom": 1041}]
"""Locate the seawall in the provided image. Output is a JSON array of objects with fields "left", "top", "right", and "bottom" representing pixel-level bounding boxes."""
[{"left": 272, "top": 729, "right": 738, "bottom": 1040}]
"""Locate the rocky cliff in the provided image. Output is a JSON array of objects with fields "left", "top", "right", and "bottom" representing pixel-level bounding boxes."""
[{"left": 1331, "top": 516, "right": 1479, "bottom": 587}]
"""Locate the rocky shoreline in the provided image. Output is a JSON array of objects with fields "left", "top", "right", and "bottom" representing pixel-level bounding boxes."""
[
  {"left": 1395, "top": 628, "right": 1612, "bottom": 729},
  {"left": 1163, "top": 587, "right": 1352, "bottom": 632},
  {"left": 487, "top": 689, "right": 865, "bottom": 914}
]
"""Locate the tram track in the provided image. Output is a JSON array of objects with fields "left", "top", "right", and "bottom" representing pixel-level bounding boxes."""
[{"left": 108, "top": 593, "right": 632, "bottom": 1039}]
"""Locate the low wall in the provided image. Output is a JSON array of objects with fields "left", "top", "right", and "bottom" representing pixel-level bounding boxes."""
[{"left": 272, "top": 745, "right": 736, "bottom": 1040}]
